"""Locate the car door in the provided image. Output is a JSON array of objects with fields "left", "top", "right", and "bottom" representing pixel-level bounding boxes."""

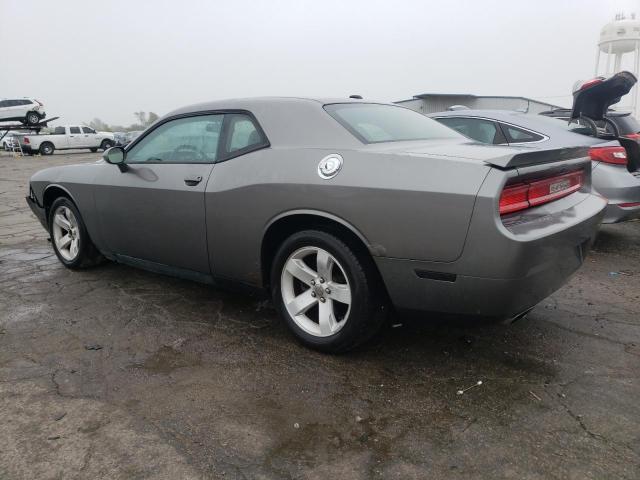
[
  {"left": 68, "top": 126, "right": 84, "bottom": 148},
  {"left": 0, "top": 100, "right": 9, "bottom": 120},
  {"left": 81, "top": 126, "right": 98, "bottom": 147},
  {"left": 4, "top": 100, "right": 23, "bottom": 120},
  {"left": 434, "top": 116, "right": 507, "bottom": 144},
  {"left": 93, "top": 113, "right": 223, "bottom": 274}
]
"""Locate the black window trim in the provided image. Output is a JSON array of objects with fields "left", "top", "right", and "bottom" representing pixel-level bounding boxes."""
[{"left": 124, "top": 109, "right": 270, "bottom": 165}]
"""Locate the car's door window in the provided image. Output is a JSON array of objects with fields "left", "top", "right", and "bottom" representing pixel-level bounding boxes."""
[
  {"left": 69, "top": 126, "right": 81, "bottom": 134},
  {"left": 0, "top": 100, "right": 7, "bottom": 108},
  {"left": 223, "top": 113, "right": 267, "bottom": 156},
  {"left": 502, "top": 124, "right": 545, "bottom": 143},
  {"left": 436, "top": 117, "right": 506, "bottom": 144},
  {"left": 82, "top": 127, "right": 96, "bottom": 134},
  {"left": 127, "top": 115, "right": 223, "bottom": 164}
]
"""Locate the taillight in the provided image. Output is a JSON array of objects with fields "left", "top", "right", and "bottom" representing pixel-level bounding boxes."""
[
  {"left": 579, "top": 78, "right": 604, "bottom": 91},
  {"left": 589, "top": 146, "right": 627, "bottom": 165},
  {"left": 500, "top": 170, "right": 584, "bottom": 216},
  {"left": 23, "top": 137, "right": 29, "bottom": 144},
  {"left": 499, "top": 184, "right": 529, "bottom": 215},
  {"left": 624, "top": 132, "right": 640, "bottom": 140}
]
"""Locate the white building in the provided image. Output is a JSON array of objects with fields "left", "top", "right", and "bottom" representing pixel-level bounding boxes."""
[{"left": 395, "top": 93, "right": 563, "bottom": 115}]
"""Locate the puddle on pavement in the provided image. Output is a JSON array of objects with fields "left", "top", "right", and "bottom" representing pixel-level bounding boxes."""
[{"left": 136, "top": 346, "right": 202, "bottom": 374}]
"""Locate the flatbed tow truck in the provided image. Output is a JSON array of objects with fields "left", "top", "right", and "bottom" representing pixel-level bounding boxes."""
[{"left": 0, "top": 117, "right": 60, "bottom": 155}]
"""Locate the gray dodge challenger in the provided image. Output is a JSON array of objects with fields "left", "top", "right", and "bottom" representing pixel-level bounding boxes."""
[{"left": 26, "top": 97, "right": 607, "bottom": 352}]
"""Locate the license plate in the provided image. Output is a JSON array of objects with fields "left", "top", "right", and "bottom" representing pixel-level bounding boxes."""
[{"left": 549, "top": 179, "right": 570, "bottom": 194}]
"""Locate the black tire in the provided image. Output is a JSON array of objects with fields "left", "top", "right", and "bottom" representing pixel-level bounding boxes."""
[
  {"left": 39, "top": 142, "right": 54, "bottom": 155},
  {"left": 271, "top": 230, "right": 387, "bottom": 353},
  {"left": 90, "top": 148, "right": 98, "bottom": 153},
  {"left": 26, "top": 111, "right": 40, "bottom": 125},
  {"left": 48, "top": 197, "right": 104, "bottom": 269},
  {"left": 100, "top": 140, "right": 114, "bottom": 151}
]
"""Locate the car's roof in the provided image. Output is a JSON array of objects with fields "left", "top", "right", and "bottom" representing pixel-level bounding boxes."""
[
  {"left": 166, "top": 96, "right": 380, "bottom": 116},
  {"left": 163, "top": 97, "right": 402, "bottom": 150}
]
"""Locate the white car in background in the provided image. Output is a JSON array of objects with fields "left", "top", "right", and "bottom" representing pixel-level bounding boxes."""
[
  {"left": 0, "top": 98, "right": 46, "bottom": 125},
  {"left": 2, "top": 131, "right": 21, "bottom": 150}
]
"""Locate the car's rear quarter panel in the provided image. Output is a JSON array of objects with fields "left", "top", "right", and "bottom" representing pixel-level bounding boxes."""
[{"left": 205, "top": 147, "right": 491, "bottom": 286}]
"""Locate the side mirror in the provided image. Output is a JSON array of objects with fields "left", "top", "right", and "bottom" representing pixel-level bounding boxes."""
[{"left": 103, "top": 146, "right": 128, "bottom": 172}]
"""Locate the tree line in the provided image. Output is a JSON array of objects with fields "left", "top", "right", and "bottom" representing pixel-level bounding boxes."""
[{"left": 86, "top": 111, "right": 160, "bottom": 132}]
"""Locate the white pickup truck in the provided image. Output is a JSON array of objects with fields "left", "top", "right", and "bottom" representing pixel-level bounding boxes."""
[{"left": 20, "top": 125, "right": 115, "bottom": 155}]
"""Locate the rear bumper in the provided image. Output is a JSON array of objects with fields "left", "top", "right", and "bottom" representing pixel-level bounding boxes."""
[
  {"left": 602, "top": 202, "right": 640, "bottom": 223},
  {"left": 376, "top": 194, "right": 606, "bottom": 320},
  {"left": 592, "top": 162, "right": 640, "bottom": 223}
]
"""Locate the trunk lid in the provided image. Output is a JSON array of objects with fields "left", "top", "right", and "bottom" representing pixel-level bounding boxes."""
[
  {"left": 365, "top": 139, "right": 590, "bottom": 169},
  {"left": 570, "top": 71, "right": 637, "bottom": 121}
]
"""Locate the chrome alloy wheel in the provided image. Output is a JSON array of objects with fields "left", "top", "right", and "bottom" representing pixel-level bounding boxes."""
[
  {"left": 281, "top": 246, "right": 352, "bottom": 337},
  {"left": 52, "top": 205, "right": 80, "bottom": 261}
]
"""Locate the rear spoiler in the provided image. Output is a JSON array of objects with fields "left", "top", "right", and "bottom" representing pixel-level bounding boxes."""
[{"left": 483, "top": 146, "right": 590, "bottom": 169}]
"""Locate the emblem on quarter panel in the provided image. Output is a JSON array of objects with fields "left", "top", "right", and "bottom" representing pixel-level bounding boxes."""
[{"left": 317, "top": 154, "right": 343, "bottom": 179}]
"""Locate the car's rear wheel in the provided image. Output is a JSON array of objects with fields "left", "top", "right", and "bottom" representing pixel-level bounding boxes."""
[
  {"left": 26, "top": 111, "right": 40, "bottom": 125},
  {"left": 271, "top": 230, "right": 386, "bottom": 353},
  {"left": 100, "top": 140, "right": 113, "bottom": 151},
  {"left": 39, "top": 142, "right": 54, "bottom": 155},
  {"left": 49, "top": 197, "right": 104, "bottom": 269}
]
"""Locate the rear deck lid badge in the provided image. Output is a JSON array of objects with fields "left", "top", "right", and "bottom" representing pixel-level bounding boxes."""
[{"left": 318, "top": 154, "right": 343, "bottom": 179}]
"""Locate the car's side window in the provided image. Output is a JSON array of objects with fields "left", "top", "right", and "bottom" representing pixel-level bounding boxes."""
[
  {"left": 502, "top": 124, "right": 545, "bottom": 143},
  {"left": 223, "top": 113, "right": 267, "bottom": 156},
  {"left": 82, "top": 127, "right": 96, "bottom": 134},
  {"left": 436, "top": 117, "right": 506, "bottom": 144},
  {"left": 126, "top": 114, "right": 223, "bottom": 164},
  {"left": 69, "top": 126, "right": 81, "bottom": 134}
]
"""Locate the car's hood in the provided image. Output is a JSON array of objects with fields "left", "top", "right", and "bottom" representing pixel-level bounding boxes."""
[
  {"left": 365, "top": 139, "right": 590, "bottom": 169},
  {"left": 570, "top": 71, "right": 637, "bottom": 121}
]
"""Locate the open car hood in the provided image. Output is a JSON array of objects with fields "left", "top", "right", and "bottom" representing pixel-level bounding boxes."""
[{"left": 570, "top": 71, "right": 637, "bottom": 121}]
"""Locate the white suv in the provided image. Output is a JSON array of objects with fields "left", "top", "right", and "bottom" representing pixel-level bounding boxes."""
[{"left": 0, "top": 98, "right": 46, "bottom": 125}]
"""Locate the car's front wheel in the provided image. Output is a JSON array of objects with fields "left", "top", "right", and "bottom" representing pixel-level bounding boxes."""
[
  {"left": 100, "top": 140, "right": 113, "bottom": 151},
  {"left": 26, "top": 111, "right": 40, "bottom": 125},
  {"left": 49, "top": 197, "right": 104, "bottom": 269},
  {"left": 271, "top": 230, "right": 387, "bottom": 353}
]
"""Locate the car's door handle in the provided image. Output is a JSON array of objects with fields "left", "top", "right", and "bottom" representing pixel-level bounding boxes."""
[{"left": 184, "top": 175, "right": 203, "bottom": 186}]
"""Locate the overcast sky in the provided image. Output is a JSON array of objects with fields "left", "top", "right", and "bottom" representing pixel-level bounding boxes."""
[{"left": 1, "top": 0, "right": 639, "bottom": 126}]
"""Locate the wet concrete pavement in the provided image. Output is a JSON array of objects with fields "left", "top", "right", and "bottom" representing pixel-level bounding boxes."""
[{"left": 1, "top": 151, "right": 639, "bottom": 479}]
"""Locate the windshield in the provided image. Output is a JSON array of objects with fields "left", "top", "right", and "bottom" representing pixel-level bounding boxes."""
[{"left": 324, "top": 103, "right": 462, "bottom": 144}]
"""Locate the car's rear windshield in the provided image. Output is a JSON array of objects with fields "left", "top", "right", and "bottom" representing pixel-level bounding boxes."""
[
  {"left": 324, "top": 103, "right": 462, "bottom": 144},
  {"left": 609, "top": 114, "right": 640, "bottom": 135}
]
